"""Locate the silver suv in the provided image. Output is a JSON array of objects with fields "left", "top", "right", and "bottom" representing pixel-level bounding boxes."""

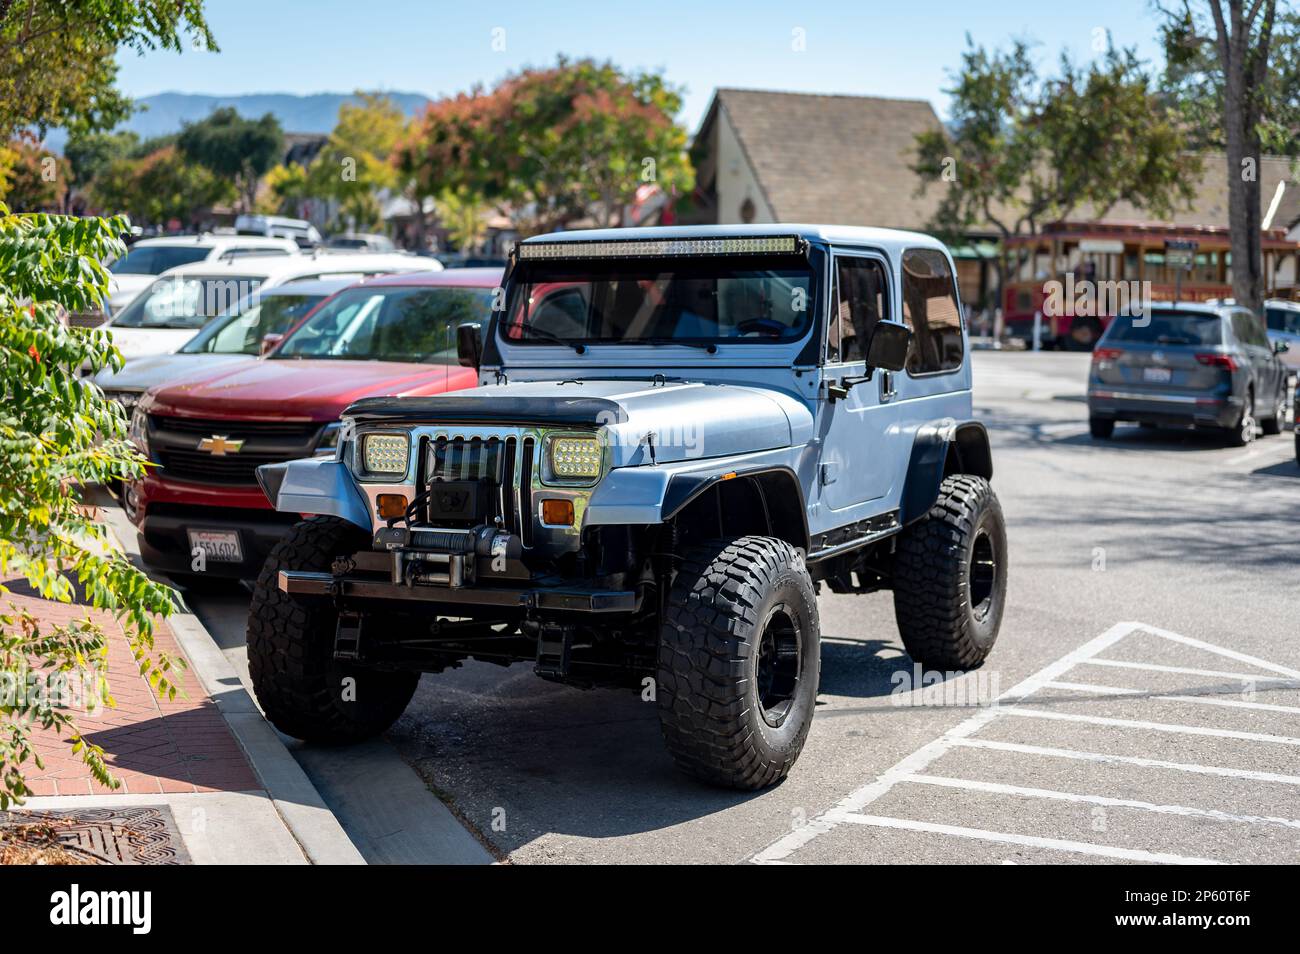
[{"left": 1087, "top": 302, "right": 1289, "bottom": 446}]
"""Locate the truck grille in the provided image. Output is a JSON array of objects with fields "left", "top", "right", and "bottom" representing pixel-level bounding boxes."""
[
  {"left": 149, "top": 415, "right": 323, "bottom": 485},
  {"left": 421, "top": 431, "right": 534, "bottom": 541}
]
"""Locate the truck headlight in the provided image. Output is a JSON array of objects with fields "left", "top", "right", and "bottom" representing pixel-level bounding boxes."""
[
  {"left": 547, "top": 435, "right": 602, "bottom": 481},
  {"left": 129, "top": 405, "right": 149, "bottom": 453},
  {"left": 361, "top": 433, "right": 409, "bottom": 475}
]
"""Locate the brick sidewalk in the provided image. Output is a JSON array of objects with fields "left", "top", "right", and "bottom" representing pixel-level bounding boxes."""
[{"left": 7, "top": 583, "right": 261, "bottom": 798}]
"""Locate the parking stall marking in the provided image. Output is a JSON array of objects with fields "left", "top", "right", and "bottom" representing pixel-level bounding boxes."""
[{"left": 751, "top": 620, "right": 1300, "bottom": 865}]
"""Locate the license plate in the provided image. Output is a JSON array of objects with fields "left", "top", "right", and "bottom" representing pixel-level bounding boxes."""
[
  {"left": 1143, "top": 366, "right": 1172, "bottom": 383},
  {"left": 187, "top": 529, "right": 243, "bottom": 563}
]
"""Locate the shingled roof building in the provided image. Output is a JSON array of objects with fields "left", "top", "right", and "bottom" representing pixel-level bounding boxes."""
[{"left": 684, "top": 88, "right": 1300, "bottom": 329}]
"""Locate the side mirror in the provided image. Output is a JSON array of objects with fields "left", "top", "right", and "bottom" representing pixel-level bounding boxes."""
[
  {"left": 260, "top": 332, "right": 284, "bottom": 356},
  {"left": 1273, "top": 339, "right": 1290, "bottom": 355},
  {"left": 457, "top": 322, "right": 483, "bottom": 368},
  {"left": 866, "top": 320, "right": 912, "bottom": 372}
]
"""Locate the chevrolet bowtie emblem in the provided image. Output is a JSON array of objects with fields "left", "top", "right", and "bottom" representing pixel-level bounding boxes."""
[{"left": 198, "top": 435, "right": 245, "bottom": 456}]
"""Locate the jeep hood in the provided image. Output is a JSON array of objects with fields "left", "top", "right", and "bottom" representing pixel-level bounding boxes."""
[
  {"left": 345, "top": 379, "right": 812, "bottom": 465},
  {"left": 146, "top": 358, "right": 479, "bottom": 422}
]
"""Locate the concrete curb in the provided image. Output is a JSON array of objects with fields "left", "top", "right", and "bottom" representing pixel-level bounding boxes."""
[{"left": 100, "top": 507, "right": 365, "bottom": 865}]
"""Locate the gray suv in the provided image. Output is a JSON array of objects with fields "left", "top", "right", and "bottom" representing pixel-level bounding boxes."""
[
  {"left": 249, "top": 225, "right": 1007, "bottom": 790},
  {"left": 1088, "top": 303, "right": 1288, "bottom": 445}
]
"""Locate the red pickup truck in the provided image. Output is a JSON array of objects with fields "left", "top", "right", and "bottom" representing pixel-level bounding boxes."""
[{"left": 126, "top": 268, "right": 501, "bottom": 584}]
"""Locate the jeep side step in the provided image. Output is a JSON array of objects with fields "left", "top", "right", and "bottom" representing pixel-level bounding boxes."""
[{"left": 278, "top": 570, "right": 640, "bottom": 613}]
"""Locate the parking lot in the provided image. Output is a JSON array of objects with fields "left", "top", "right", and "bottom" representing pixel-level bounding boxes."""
[{"left": 148, "top": 351, "right": 1300, "bottom": 864}]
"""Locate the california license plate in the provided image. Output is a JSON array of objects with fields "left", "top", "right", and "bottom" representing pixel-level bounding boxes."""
[
  {"left": 1143, "top": 366, "right": 1172, "bottom": 383},
  {"left": 187, "top": 529, "right": 243, "bottom": 563}
]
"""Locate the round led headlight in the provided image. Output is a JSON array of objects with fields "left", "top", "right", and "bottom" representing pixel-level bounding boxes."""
[
  {"left": 362, "top": 433, "right": 410, "bottom": 476},
  {"left": 548, "top": 435, "right": 602, "bottom": 481}
]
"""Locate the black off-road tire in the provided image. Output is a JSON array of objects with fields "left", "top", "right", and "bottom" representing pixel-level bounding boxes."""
[
  {"left": 893, "top": 475, "right": 1008, "bottom": 670},
  {"left": 657, "top": 536, "right": 820, "bottom": 790},
  {"left": 1089, "top": 416, "right": 1115, "bottom": 439},
  {"left": 247, "top": 516, "right": 418, "bottom": 744}
]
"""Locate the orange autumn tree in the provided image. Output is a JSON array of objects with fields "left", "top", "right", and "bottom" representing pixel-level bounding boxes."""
[{"left": 397, "top": 57, "right": 693, "bottom": 236}]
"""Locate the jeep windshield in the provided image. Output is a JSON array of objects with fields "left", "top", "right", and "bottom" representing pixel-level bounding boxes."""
[
  {"left": 503, "top": 256, "right": 815, "bottom": 346},
  {"left": 272, "top": 285, "right": 492, "bottom": 362}
]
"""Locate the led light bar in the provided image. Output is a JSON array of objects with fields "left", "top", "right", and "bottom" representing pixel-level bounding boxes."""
[{"left": 517, "top": 235, "right": 802, "bottom": 260}]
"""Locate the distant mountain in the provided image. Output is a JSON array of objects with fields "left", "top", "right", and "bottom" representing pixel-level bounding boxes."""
[{"left": 43, "top": 91, "right": 434, "bottom": 153}]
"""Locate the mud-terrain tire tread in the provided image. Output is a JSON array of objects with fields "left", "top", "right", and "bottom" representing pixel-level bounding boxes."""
[
  {"left": 893, "top": 474, "right": 1006, "bottom": 671},
  {"left": 247, "top": 515, "right": 418, "bottom": 744},
  {"left": 657, "top": 536, "right": 818, "bottom": 791}
]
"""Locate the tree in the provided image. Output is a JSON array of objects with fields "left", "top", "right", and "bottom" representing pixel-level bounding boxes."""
[
  {"left": 398, "top": 58, "right": 694, "bottom": 236},
  {"left": 91, "top": 144, "right": 233, "bottom": 229},
  {"left": 64, "top": 130, "right": 141, "bottom": 193},
  {"left": 307, "top": 92, "right": 407, "bottom": 232},
  {"left": 0, "top": 206, "right": 182, "bottom": 807},
  {"left": 0, "top": 137, "right": 68, "bottom": 211},
  {"left": 177, "top": 107, "right": 284, "bottom": 214},
  {"left": 1158, "top": 1, "right": 1299, "bottom": 313},
  {"left": 0, "top": 1, "right": 214, "bottom": 140},
  {"left": 436, "top": 187, "right": 488, "bottom": 252},
  {"left": 913, "top": 39, "right": 1200, "bottom": 312}
]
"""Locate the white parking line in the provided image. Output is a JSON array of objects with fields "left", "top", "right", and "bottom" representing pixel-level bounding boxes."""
[
  {"left": 751, "top": 620, "right": 1300, "bottom": 864},
  {"left": 900, "top": 773, "right": 1300, "bottom": 830},
  {"left": 1044, "top": 680, "right": 1300, "bottom": 714},
  {"left": 1000, "top": 705, "right": 1300, "bottom": 747},
  {"left": 952, "top": 738, "right": 1300, "bottom": 786},
  {"left": 1081, "top": 657, "right": 1300, "bottom": 684},
  {"left": 833, "top": 814, "right": 1227, "bottom": 865}
]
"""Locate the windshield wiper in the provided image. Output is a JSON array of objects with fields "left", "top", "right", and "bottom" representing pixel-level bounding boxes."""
[
  {"left": 520, "top": 326, "right": 587, "bottom": 353},
  {"left": 637, "top": 337, "right": 718, "bottom": 353}
]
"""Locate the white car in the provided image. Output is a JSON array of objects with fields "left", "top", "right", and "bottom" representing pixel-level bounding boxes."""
[
  {"left": 100, "top": 251, "right": 437, "bottom": 360},
  {"left": 1264, "top": 299, "right": 1300, "bottom": 372},
  {"left": 234, "top": 214, "right": 323, "bottom": 249},
  {"left": 103, "top": 234, "right": 301, "bottom": 319}
]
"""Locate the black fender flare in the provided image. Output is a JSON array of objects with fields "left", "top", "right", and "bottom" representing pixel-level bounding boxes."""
[
  {"left": 662, "top": 465, "right": 811, "bottom": 552},
  {"left": 899, "top": 419, "right": 993, "bottom": 525}
]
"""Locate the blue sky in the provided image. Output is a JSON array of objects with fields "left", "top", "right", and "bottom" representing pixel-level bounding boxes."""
[{"left": 117, "top": 0, "right": 1170, "bottom": 129}]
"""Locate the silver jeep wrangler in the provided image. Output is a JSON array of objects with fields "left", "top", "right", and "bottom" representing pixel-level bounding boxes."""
[{"left": 251, "top": 225, "right": 1007, "bottom": 790}]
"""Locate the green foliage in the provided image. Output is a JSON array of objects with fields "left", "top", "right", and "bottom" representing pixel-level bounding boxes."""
[
  {"left": 0, "top": 0, "right": 215, "bottom": 140},
  {"left": 64, "top": 131, "right": 142, "bottom": 190},
  {"left": 398, "top": 57, "right": 694, "bottom": 235},
  {"left": 90, "top": 144, "right": 234, "bottom": 229},
  {"left": 0, "top": 204, "right": 181, "bottom": 807},
  {"left": 309, "top": 92, "right": 405, "bottom": 232},
  {"left": 436, "top": 187, "right": 488, "bottom": 253},
  {"left": 0, "top": 138, "right": 69, "bottom": 211},
  {"left": 1160, "top": 2, "right": 1300, "bottom": 155},
  {"left": 177, "top": 107, "right": 284, "bottom": 213},
  {"left": 914, "top": 37, "right": 1200, "bottom": 295}
]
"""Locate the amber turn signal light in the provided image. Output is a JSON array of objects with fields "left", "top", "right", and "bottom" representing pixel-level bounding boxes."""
[
  {"left": 376, "top": 493, "right": 409, "bottom": 520},
  {"left": 541, "top": 498, "right": 575, "bottom": 526}
]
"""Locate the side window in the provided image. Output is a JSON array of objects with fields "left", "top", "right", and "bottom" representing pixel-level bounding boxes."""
[
  {"left": 828, "top": 256, "right": 888, "bottom": 363},
  {"left": 901, "top": 248, "right": 964, "bottom": 374}
]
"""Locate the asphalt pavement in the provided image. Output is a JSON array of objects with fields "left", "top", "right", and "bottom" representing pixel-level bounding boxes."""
[{"left": 181, "top": 351, "right": 1300, "bottom": 864}]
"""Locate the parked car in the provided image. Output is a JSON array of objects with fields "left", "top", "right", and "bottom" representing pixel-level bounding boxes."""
[
  {"left": 250, "top": 224, "right": 1006, "bottom": 790},
  {"left": 125, "top": 268, "right": 501, "bottom": 586},
  {"left": 1264, "top": 299, "right": 1300, "bottom": 373},
  {"left": 99, "top": 251, "right": 433, "bottom": 361},
  {"left": 234, "top": 213, "right": 322, "bottom": 249},
  {"left": 1088, "top": 303, "right": 1289, "bottom": 445},
  {"left": 96, "top": 234, "right": 300, "bottom": 323},
  {"left": 326, "top": 232, "right": 396, "bottom": 252},
  {"left": 93, "top": 279, "right": 354, "bottom": 417}
]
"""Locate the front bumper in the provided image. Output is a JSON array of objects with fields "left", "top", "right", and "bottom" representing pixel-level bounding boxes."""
[
  {"left": 138, "top": 509, "right": 299, "bottom": 579},
  {"left": 277, "top": 569, "right": 640, "bottom": 614},
  {"left": 1088, "top": 389, "right": 1240, "bottom": 428}
]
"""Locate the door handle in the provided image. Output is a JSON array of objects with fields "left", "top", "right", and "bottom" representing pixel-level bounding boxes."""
[{"left": 880, "top": 370, "right": 897, "bottom": 401}]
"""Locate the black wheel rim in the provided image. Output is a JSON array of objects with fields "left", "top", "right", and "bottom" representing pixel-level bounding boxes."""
[
  {"left": 969, "top": 528, "right": 997, "bottom": 622},
  {"left": 755, "top": 606, "right": 801, "bottom": 727}
]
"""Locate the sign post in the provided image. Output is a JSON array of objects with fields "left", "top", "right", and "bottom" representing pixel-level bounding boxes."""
[{"left": 1164, "top": 239, "right": 1198, "bottom": 303}]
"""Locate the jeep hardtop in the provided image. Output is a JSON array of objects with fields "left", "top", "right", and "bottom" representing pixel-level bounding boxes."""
[{"left": 250, "top": 224, "right": 1007, "bottom": 790}]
